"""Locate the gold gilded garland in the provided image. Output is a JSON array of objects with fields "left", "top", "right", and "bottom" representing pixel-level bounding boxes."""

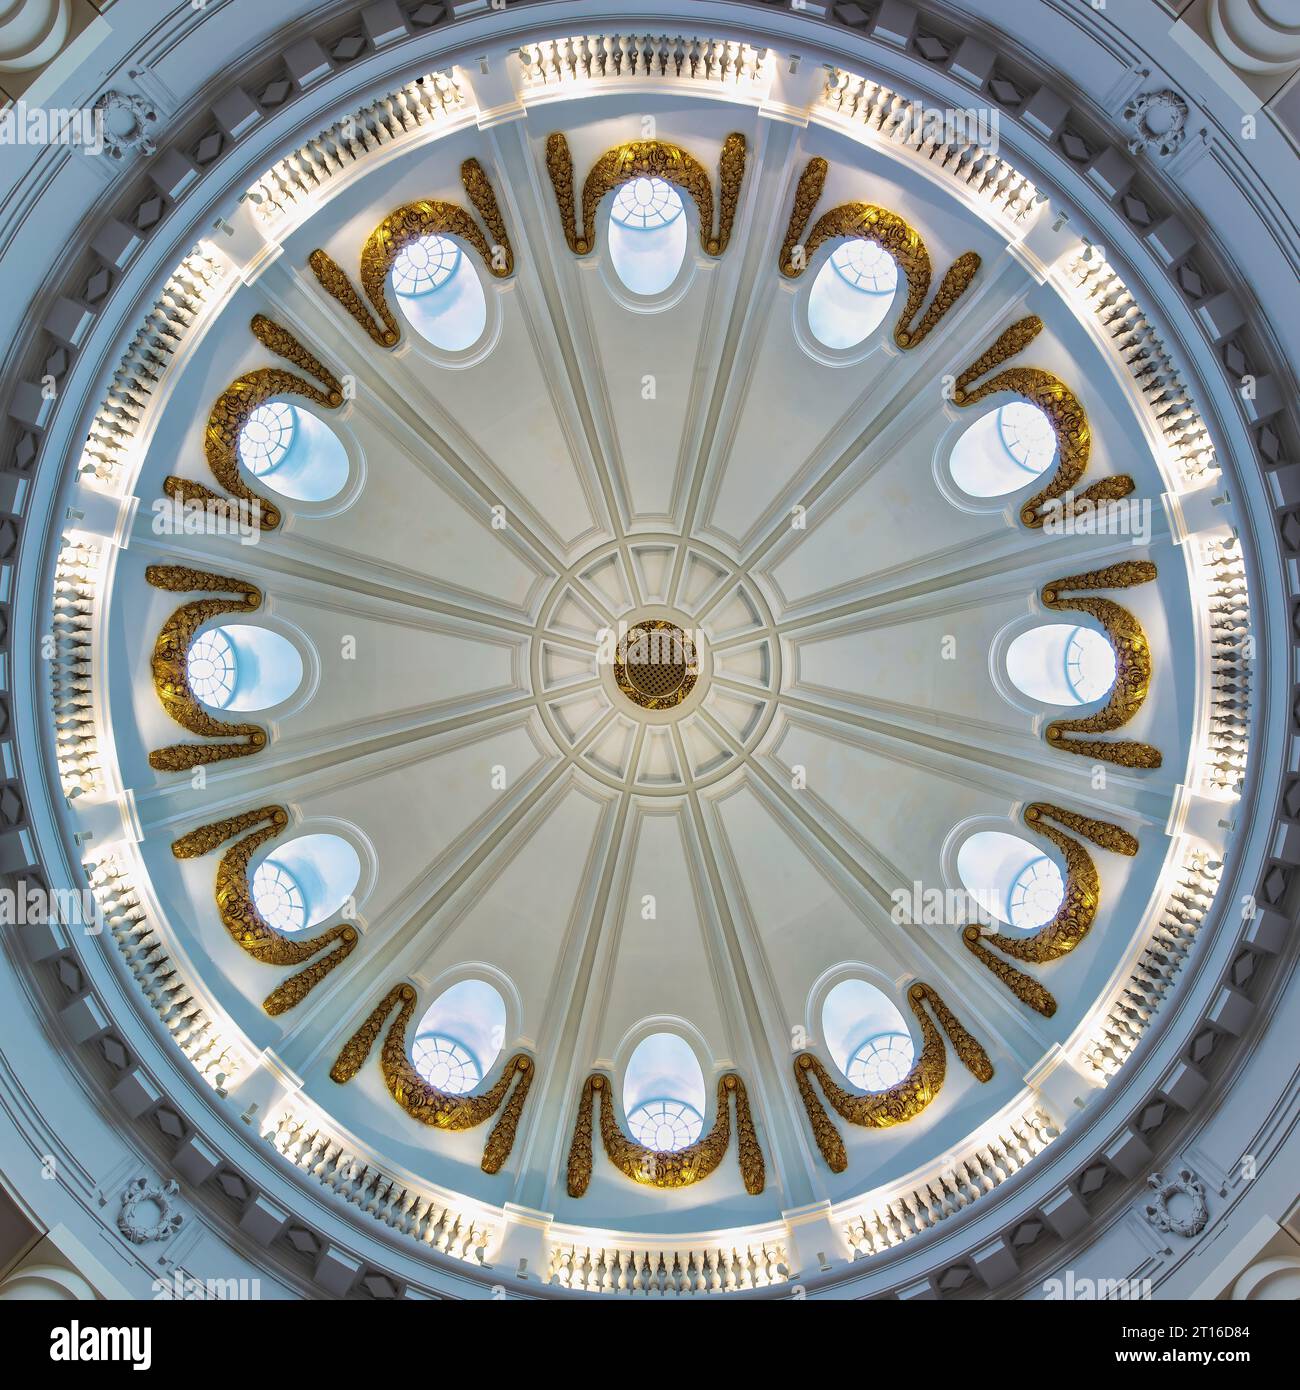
[
  {"left": 307, "top": 158, "right": 512, "bottom": 348},
  {"left": 794, "top": 982, "right": 992, "bottom": 1173},
  {"left": 146, "top": 565, "right": 268, "bottom": 772},
  {"left": 544, "top": 132, "right": 746, "bottom": 257},
  {"left": 566, "top": 1072, "right": 764, "bottom": 1197},
  {"left": 162, "top": 315, "right": 343, "bottom": 532},
  {"left": 961, "top": 803, "right": 1139, "bottom": 1012},
  {"left": 953, "top": 315, "right": 1136, "bottom": 527},
  {"left": 329, "top": 984, "right": 533, "bottom": 1174},
  {"left": 1041, "top": 562, "right": 1162, "bottom": 768},
  {"left": 777, "top": 156, "right": 981, "bottom": 349},
  {"left": 170, "top": 805, "right": 359, "bottom": 1015}
]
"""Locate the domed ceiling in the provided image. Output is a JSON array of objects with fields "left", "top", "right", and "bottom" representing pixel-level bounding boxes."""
[{"left": 7, "top": 0, "right": 1297, "bottom": 1303}]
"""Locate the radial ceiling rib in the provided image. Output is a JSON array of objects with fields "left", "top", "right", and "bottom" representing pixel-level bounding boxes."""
[
  {"left": 485, "top": 120, "right": 635, "bottom": 543},
  {"left": 664, "top": 120, "right": 804, "bottom": 600},
  {"left": 730, "top": 742, "right": 1055, "bottom": 1071},
  {"left": 672, "top": 725, "right": 825, "bottom": 1209}
]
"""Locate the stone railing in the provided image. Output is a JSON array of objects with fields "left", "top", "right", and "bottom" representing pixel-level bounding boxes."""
[
  {"left": 838, "top": 1102, "right": 1057, "bottom": 1260},
  {"left": 1082, "top": 849, "right": 1223, "bottom": 1081},
  {"left": 517, "top": 34, "right": 770, "bottom": 90},
  {"left": 542, "top": 1230, "right": 791, "bottom": 1295},
  {"left": 1066, "top": 250, "right": 1219, "bottom": 491},
  {"left": 50, "top": 535, "right": 102, "bottom": 798},
  {"left": 264, "top": 1109, "right": 495, "bottom": 1268},
  {"left": 1201, "top": 535, "right": 1252, "bottom": 796},
  {"left": 818, "top": 69, "right": 1040, "bottom": 226},
  {"left": 86, "top": 850, "right": 245, "bottom": 1094},
  {"left": 79, "top": 245, "right": 224, "bottom": 488},
  {"left": 243, "top": 71, "right": 467, "bottom": 230}
]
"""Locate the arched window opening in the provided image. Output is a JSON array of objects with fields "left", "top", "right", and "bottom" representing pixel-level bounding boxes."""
[
  {"left": 412, "top": 979, "right": 507, "bottom": 1094},
  {"left": 187, "top": 624, "right": 304, "bottom": 712},
  {"left": 807, "top": 240, "right": 898, "bottom": 350},
  {"left": 251, "top": 832, "right": 360, "bottom": 933},
  {"left": 956, "top": 830, "right": 1064, "bottom": 931},
  {"left": 607, "top": 177, "right": 689, "bottom": 296},
  {"left": 391, "top": 233, "right": 486, "bottom": 351},
  {"left": 821, "top": 977, "right": 915, "bottom": 1090},
  {"left": 1006, "top": 623, "right": 1117, "bottom": 705},
  {"left": 237, "top": 401, "right": 348, "bottom": 502},
  {"left": 238, "top": 401, "right": 295, "bottom": 475},
  {"left": 847, "top": 1031, "right": 915, "bottom": 1091},
  {"left": 950, "top": 401, "right": 1057, "bottom": 498},
  {"left": 622, "top": 1031, "right": 706, "bottom": 1152}
]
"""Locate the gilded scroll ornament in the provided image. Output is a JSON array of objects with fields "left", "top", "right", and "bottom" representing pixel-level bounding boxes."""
[
  {"left": 953, "top": 315, "right": 1136, "bottom": 527},
  {"left": 566, "top": 1072, "right": 764, "bottom": 1197},
  {"left": 329, "top": 984, "right": 533, "bottom": 1174},
  {"left": 794, "top": 983, "right": 992, "bottom": 1173},
  {"left": 961, "top": 803, "right": 1139, "bottom": 1008},
  {"left": 1041, "top": 562, "right": 1162, "bottom": 768},
  {"left": 776, "top": 156, "right": 980, "bottom": 349},
  {"left": 171, "top": 805, "right": 358, "bottom": 1015},
  {"left": 162, "top": 316, "right": 343, "bottom": 532},
  {"left": 146, "top": 566, "right": 268, "bottom": 772},
  {"left": 544, "top": 131, "right": 746, "bottom": 257},
  {"left": 308, "top": 158, "right": 512, "bottom": 347}
]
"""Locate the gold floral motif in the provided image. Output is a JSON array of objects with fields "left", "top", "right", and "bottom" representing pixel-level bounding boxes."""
[
  {"left": 1041, "top": 562, "right": 1162, "bottom": 768},
  {"left": 961, "top": 927, "right": 1058, "bottom": 1017},
  {"left": 544, "top": 131, "right": 746, "bottom": 257},
  {"left": 777, "top": 157, "right": 981, "bottom": 349},
  {"left": 613, "top": 619, "right": 700, "bottom": 710},
  {"left": 794, "top": 983, "right": 992, "bottom": 1173},
  {"left": 566, "top": 1072, "right": 764, "bottom": 1197},
  {"left": 170, "top": 805, "right": 358, "bottom": 1015},
  {"left": 329, "top": 984, "right": 533, "bottom": 1174},
  {"left": 146, "top": 566, "right": 268, "bottom": 772},
  {"left": 308, "top": 159, "right": 512, "bottom": 347},
  {"left": 162, "top": 316, "right": 343, "bottom": 531},
  {"left": 953, "top": 315, "right": 1136, "bottom": 527},
  {"left": 962, "top": 803, "right": 1139, "bottom": 1008}
]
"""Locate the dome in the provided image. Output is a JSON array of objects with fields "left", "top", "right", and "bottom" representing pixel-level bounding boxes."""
[{"left": 1, "top": 0, "right": 1297, "bottom": 1317}]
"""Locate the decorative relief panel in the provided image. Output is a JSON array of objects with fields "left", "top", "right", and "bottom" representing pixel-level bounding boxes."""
[
  {"left": 171, "top": 805, "right": 359, "bottom": 1014},
  {"left": 778, "top": 156, "right": 981, "bottom": 349}
]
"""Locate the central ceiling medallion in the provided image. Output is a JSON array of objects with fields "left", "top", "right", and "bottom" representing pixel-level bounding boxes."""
[{"left": 613, "top": 620, "right": 700, "bottom": 710}]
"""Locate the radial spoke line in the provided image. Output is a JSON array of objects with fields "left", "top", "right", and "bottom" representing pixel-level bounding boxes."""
[
  {"left": 703, "top": 720, "right": 1052, "bottom": 1067},
  {"left": 762, "top": 527, "right": 1170, "bottom": 636},
  {"left": 488, "top": 119, "right": 630, "bottom": 546},
  {"left": 261, "top": 262, "right": 576, "bottom": 584},
  {"left": 526, "top": 727, "right": 649, "bottom": 1211},
  {"left": 767, "top": 689, "right": 1172, "bottom": 826},
  {"left": 282, "top": 756, "right": 579, "bottom": 1073},
  {"left": 136, "top": 526, "right": 547, "bottom": 637},
  {"left": 667, "top": 122, "right": 804, "bottom": 606},
  {"left": 673, "top": 725, "right": 825, "bottom": 1206},
  {"left": 134, "top": 701, "right": 545, "bottom": 831}
]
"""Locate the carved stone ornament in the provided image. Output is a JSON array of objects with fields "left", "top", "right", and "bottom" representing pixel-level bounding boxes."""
[
  {"left": 118, "top": 1177, "right": 184, "bottom": 1244},
  {"left": 1143, "top": 1167, "right": 1209, "bottom": 1237},
  {"left": 92, "top": 91, "right": 159, "bottom": 160},
  {"left": 1123, "top": 90, "right": 1189, "bottom": 159}
]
